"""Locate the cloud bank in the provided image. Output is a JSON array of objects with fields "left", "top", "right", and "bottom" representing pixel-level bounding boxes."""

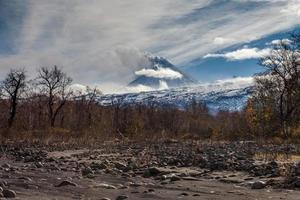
[{"left": 203, "top": 48, "right": 271, "bottom": 61}]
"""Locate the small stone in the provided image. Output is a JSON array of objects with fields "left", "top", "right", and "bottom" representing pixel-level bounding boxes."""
[
  {"left": 115, "top": 162, "right": 127, "bottom": 171},
  {"left": 2, "top": 163, "right": 10, "bottom": 169},
  {"left": 181, "top": 176, "right": 199, "bottom": 181},
  {"left": 170, "top": 175, "right": 181, "bottom": 182},
  {"left": 35, "top": 162, "right": 43, "bottom": 168},
  {"left": 161, "top": 181, "right": 169, "bottom": 185},
  {"left": 116, "top": 195, "right": 128, "bottom": 200},
  {"left": 90, "top": 162, "right": 107, "bottom": 170},
  {"left": 295, "top": 162, "right": 300, "bottom": 176},
  {"left": 55, "top": 180, "right": 77, "bottom": 187},
  {"left": 18, "top": 177, "right": 33, "bottom": 182},
  {"left": 294, "top": 178, "right": 300, "bottom": 188},
  {"left": 81, "top": 167, "right": 94, "bottom": 176},
  {"left": 180, "top": 192, "right": 189, "bottom": 196},
  {"left": 251, "top": 181, "right": 266, "bottom": 189},
  {"left": 95, "top": 183, "right": 117, "bottom": 189},
  {"left": 143, "top": 167, "right": 161, "bottom": 177},
  {"left": 0, "top": 180, "right": 7, "bottom": 187},
  {"left": 129, "top": 182, "right": 143, "bottom": 187},
  {"left": 3, "top": 189, "right": 16, "bottom": 198}
]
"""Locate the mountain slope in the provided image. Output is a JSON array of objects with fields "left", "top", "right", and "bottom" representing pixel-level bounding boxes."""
[{"left": 97, "top": 77, "right": 254, "bottom": 112}]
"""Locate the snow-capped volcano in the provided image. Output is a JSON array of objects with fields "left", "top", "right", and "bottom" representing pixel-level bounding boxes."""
[{"left": 128, "top": 55, "right": 196, "bottom": 89}]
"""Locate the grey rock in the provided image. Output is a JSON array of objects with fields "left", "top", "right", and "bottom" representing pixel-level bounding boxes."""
[
  {"left": 2, "top": 163, "right": 10, "bottom": 169},
  {"left": 35, "top": 162, "right": 43, "bottom": 168},
  {"left": 90, "top": 162, "right": 107, "bottom": 170},
  {"left": 148, "top": 188, "right": 155, "bottom": 192},
  {"left": 180, "top": 192, "right": 189, "bottom": 196},
  {"left": 0, "top": 180, "right": 7, "bottom": 187},
  {"left": 143, "top": 167, "right": 161, "bottom": 177},
  {"left": 114, "top": 162, "right": 127, "bottom": 171},
  {"left": 55, "top": 180, "right": 77, "bottom": 187},
  {"left": 3, "top": 189, "right": 16, "bottom": 198},
  {"left": 81, "top": 167, "right": 94, "bottom": 176},
  {"left": 116, "top": 195, "right": 128, "bottom": 200},
  {"left": 251, "top": 181, "right": 266, "bottom": 189},
  {"left": 170, "top": 175, "right": 181, "bottom": 182},
  {"left": 295, "top": 163, "right": 300, "bottom": 176},
  {"left": 294, "top": 178, "right": 300, "bottom": 188},
  {"left": 129, "top": 182, "right": 143, "bottom": 187},
  {"left": 18, "top": 177, "right": 33, "bottom": 182}
]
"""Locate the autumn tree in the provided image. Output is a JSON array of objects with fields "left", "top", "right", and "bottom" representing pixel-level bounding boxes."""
[
  {"left": 251, "top": 38, "right": 300, "bottom": 140},
  {"left": 1, "top": 69, "right": 27, "bottom": 127},
  {"left": 36, "top": 66, "right": 73, "bottom": 127}
]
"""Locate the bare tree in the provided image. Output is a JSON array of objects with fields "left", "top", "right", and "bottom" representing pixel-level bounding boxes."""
[
  {"left": 254, "top": 38, "right": 300, "bottom": 140},
  {"left": 36, "top": 66, "right": 73, "bottom": 127},
  {"left": 1, "top": 69, "right": 27, "bottom": 127}
]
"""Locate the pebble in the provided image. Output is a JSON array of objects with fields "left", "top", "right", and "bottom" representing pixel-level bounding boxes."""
[
  {"left": 116, "top": 195, "right": 128, "bottom": 200},
  {"left": 55, "top": 180, "right": 77, "bottom": 187}
]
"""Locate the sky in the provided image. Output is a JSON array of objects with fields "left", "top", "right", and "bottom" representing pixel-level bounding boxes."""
[{"left": 0, "top": 0, "right": 300, "bottom": 93}]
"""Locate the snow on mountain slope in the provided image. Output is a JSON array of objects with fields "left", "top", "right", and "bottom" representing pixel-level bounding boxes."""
[{"left": 96, "top": 77, "right": 255, "bottom": 112}]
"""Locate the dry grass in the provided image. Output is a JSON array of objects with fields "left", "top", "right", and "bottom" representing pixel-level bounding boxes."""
[{"left": 254, "top": 152, "right": 300, "bottom": 162}]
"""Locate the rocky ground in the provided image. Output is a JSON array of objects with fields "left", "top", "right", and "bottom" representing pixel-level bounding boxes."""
[{"left": 0, "top": 140, "right": 300, "bottom": 199}]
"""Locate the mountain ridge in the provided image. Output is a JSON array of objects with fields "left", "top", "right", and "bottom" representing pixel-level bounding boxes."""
[{"left": 97, "top": 77, "right": 254, "bottom": 112}]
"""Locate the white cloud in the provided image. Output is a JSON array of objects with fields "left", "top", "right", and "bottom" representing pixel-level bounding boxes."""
[
  {"left": 203, "top": 47, "right": 271, "bottom": 61},
  {"left": 215, "top": 76, "right": 254, "bottom": 88},
  {"left": 122, "top": 80, "right": 169, "bottom": 93},
  {"left": 267, "top": 38, "right": 292, "bottom": 45},
  {"left": 213, "top": 37, "right": 233, "bottom": 45},
  {"left": 135, "top": 67, "right": 183, "bottom": 79}
]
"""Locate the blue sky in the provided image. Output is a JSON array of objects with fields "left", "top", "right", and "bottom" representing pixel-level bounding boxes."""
[
  {"left": 183, "top": 30, "right": 298, "bottom": 82},
  {"left": 0, "top": 0, "right": 300, "bottom": 93}
]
